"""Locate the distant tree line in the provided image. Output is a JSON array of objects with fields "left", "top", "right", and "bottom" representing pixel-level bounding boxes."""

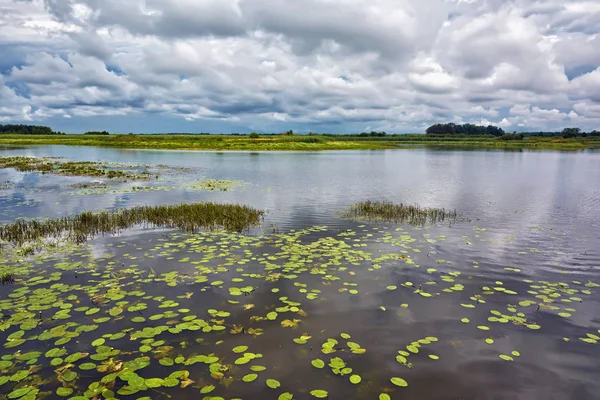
[
  {"left": 426, "top": 123, "right": 505, "bottom": 136},
  {"left": 0, "top": 124, "right": 63, "bottom": 135},
  {"left": 426, "top": 123, "right": 600, "bottom": 139},
  {"left": 523, "top": 128, "right": 599, "bottom": 138},
  {"left": 557, "top": 128, "right": 600, "bottom": 138},
  {"left": 359, "top": 131, "right": 387, "bottom": 137},
  {"left": 499, "top": 133, "right": 524, "bottom": 141}
]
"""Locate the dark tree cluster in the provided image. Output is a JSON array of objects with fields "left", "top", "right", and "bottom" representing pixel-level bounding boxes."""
[
  {"left": 558, "top": 127, "right": 600, "bottom": 138},
  {"left": 84, "top": 131, "right": 110, "bottom": 135},
  {"left": 359, "top": 131, "right": 387, "bottom": 137},
  {"left": 520, "top": 128, "right": 599, "bottom": 137},
  {"left": 426, "top": 123, "right": 505, "bottom": 136},
  {"left": 0, "top": 124, "right": 63, "bottom": 135}
]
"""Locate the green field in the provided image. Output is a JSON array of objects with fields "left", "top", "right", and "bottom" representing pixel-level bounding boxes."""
[{"left": 1, "top": 133, "right": 599, "bottom": 151}]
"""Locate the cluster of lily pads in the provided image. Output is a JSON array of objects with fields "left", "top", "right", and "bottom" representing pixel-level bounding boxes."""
[
  {"left": 0, "top": 157, "right": 153, "bottom": 181},
  {"left": 0, "top": 212, "right": 598, "bottom": 400},
  {"left": 0, "top": 158, "right": 247, "bottom": 199},
  {"left": 68, "top": 178, "right": 247, "bottom": 196}
]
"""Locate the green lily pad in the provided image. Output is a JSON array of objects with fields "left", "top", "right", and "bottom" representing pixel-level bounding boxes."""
[
  {"left": 242, "top": 374, "right": 258, "bottom": 382},
  {"left": 266, "top": 379, "right": 281, "bottom": 389},
  {"left": 8, "top": 387, "right": 32, "bottom": 399},
  {"left": 145, "top": 378, "right": 164, "bottom": 388},
  {"left": 390, "top": 377, "right": 408, "bottom": 387},
  {"left": 233, "top": 345, "right": 249, "bottom": 353},
  {"left": 56, "top": 387, "right": 73, "bottom": 397},
  {"left": 200, "top": 385, "right": 215, "bottom": 394}
]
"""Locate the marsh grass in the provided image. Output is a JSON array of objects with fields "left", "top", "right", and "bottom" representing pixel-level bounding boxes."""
[
  {"left": 0, "top": 134, "right": 598, "bottom": 151},
  {"left": 0, "top": 272, "right": 15, "bottom": 285},
  {"left": 346, "top": 201, "right": 458, "bottom": 225},
  {"left": 0, "top": 157, "right": 150, "bottom": 180},
  {"left": 0, "top": 202, "right": 264, "bottom": 245}
]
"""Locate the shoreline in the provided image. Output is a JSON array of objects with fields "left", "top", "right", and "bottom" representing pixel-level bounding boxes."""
[{"left": 0, "top": 134, "right": 599, "bottom": 151}]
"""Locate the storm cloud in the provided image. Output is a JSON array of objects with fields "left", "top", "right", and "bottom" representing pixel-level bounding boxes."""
[{"left": 0, "top": 0, "right": 599, "bottom": 132}]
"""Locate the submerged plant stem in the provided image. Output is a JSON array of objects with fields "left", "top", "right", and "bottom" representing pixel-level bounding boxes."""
[{"left": 0, "top": 202, "right": 264, "bottom": 245}]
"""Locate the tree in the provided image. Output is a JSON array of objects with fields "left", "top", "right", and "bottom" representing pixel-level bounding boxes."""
[
  {"left": 0, "top": 124, "right": 60, "bottom": 135},
  {"left": 425, "top": 123, "right": 504, "bottom": 136},
  {"left": 561, "top": 127, "right": 580, "bottom": 138},
  {"left": 499, "top": 133, "right": 524, "bottom": 140},
  {"left": 285, "top": 130, "right": 294, "bottom": 136},
  {"left": 249, "top": 132, "right": 259, "bottom": 139}
]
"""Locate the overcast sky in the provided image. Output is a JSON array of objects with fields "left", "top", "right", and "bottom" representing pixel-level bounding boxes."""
[{"left": 1, "top": 0, "right": 599, "bottom": 133}]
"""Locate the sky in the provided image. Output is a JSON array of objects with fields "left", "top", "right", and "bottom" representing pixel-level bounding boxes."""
[{"left": 0, "top": 0, "right": 599, "bottom": 134}]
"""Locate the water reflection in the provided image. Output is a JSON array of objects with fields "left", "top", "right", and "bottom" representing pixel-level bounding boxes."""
[{"left": 0, "top": 145, "right": 599, "bottom": 399}]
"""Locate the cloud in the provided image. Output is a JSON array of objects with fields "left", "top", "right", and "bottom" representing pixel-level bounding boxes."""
[{"left": 0, "top": 0, "right": 599, "bottom": 132}]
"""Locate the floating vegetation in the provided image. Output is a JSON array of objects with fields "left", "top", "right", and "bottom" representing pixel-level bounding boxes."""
[
  {"left": 0, "top": 202, "right": 264, "bottom": 245},
  {"left": 345, "top": 201, "right": 458, "bottom": 225},
  {"left": 69, "top": 182, "right": 109, "bottom": 189},
  {"left": 186, "top": 178, "right": 246, "bottom": 191},
  {"left": 0, "top": 202, "right": 597, "bottom": 399},
  {"left": 0, "top": 156, "right": 151, "bottom": 180}
]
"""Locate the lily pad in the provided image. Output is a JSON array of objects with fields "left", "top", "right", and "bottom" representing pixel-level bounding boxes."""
[
  {"left": 266, "top": 379, "right": 281, "bottom": 389},
  {"left": 391, "top": 377, "right": 408, "bottom": 387},
  {"left": 243, "top": 374, "right": 258, "bottom": 383}
]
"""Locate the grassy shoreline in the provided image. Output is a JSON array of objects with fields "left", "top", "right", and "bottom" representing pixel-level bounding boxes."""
[{"left": 0, "top": 134, "right": 599, "bottom": 151}]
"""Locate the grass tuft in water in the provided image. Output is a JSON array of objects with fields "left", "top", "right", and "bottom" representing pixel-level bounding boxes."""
[
  {"left": 0, "top": 272, "right": 15, "bottom": 285},
  {"left": 0, "top": 202, "right": 264, "bottom": 245},
  {"left": 345, "top": 201, "right": 458, "bottom": 225}
]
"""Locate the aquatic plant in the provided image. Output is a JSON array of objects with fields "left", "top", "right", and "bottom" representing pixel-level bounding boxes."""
[
  {"left": 0, "top": 202, "right": 264, "bottom": 245},
  {"left": 0, "top": 221, "right": 596, "bottom": 399},
  {"left": 345, "top": 201, "right": 458, "bottom": 225},
  {"left": 0, "top": 272, "right": 15, "bottom": 284},
  {"left": 186, "top": 178, "right": 245, "bottom": 191},
  {"left": 0, "top": 156, "right": 150, "bottom": 180}
]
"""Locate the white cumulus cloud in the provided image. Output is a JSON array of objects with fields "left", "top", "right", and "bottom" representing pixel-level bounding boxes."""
[{"left": 0, "top": 0, "right": 598, "bottom": 132}]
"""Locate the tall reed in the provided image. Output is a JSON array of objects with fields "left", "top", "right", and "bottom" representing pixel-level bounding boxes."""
[
  {"left": 0, "top": 202, "right": 264, "bottom": 245},
  {"left": 346, "top": 201, "right": 457, "bottom": 225}
]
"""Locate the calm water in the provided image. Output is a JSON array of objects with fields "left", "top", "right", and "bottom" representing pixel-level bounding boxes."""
[{"left": 1, "top": 146, "right": 600, "bottom": 400}]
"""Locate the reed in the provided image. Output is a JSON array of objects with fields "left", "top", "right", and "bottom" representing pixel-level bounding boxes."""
[
  {"left": 0, "top": 202, "right": 264, "bottom": 245},
  {"left": 0, "top": 272, "right": 15, "bottom": 285},
  {"left": 346, "top": 201, "right": 458, "bottom": 225}
]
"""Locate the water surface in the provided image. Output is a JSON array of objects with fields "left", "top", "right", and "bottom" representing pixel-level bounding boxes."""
[{"left": 1, "top": 146, "right": 599, "bottom": 400}]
